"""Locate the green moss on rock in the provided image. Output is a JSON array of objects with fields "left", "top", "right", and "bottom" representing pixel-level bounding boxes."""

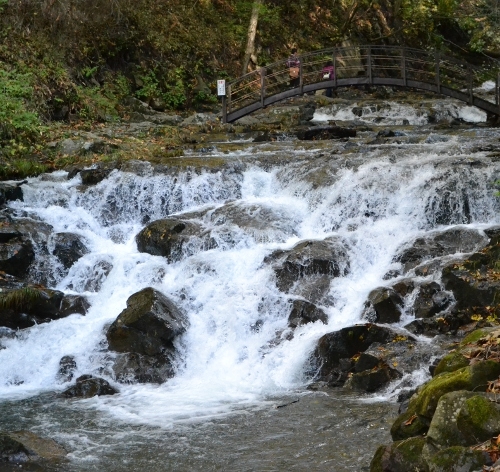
[{"left": 370, "top": 437, "right": 428, "bottom": 472}]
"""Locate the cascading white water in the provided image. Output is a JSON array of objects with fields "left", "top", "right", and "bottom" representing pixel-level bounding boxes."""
[{"left": 1, "top": 137, "right": 500, "bottom": 431}]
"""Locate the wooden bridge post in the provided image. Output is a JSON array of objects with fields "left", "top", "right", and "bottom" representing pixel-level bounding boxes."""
[
  {"left": 260, "top": 67, "right": 266, "bottom": 108},
  {"left": 468, "top": 67, "right": 473, "bottom": 105},
  {"left": 401, "top": 47, "right": 406, "bottom": 86},
  {"left": 299, "top": 57, "right": 303, "bottom": 95},
  {"left": 222, "top": 95, "right": 227, "bottom": 123},
  {"left": 435, "top": 52, "right": 441, "bottom": 94},
  {"left": 497, "top": 72, "right": 500, "bottom": 113},
  {"left": 333, "top": 48, "right": 337, "bottom": 88},
  {"left": 367, "top": 47, "right": 372, "bottom": 84}
]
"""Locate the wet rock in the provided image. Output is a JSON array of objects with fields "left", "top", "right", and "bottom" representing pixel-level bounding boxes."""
[
  {"left": 52, "top": 232, "right": 89, "bottom": 269},
  {"left": 110, "top": 352, "right": 174, "bottom": 384},
  {"left": 362, "top": 287, "right": 404, "bottom": 323},
  {"left": 58, "top": 294, "right": 90, "bottom": 317},
  {"left": 106, "top": 287, "right": 188, "bottom": 356},
  {"left": 264, "top": 236, "right": 350, "bottom": 294},
  {"left": 0, "top": 181, "right": 24, "bottom": 206},
  {"left": 370, "top": 436, "right": 427, "bottom": 472},
  {"left": 413, "top": 282, "right": 451, "bottom": 318},
  {"left": 208, "top": 201, "right": 299, "bottom": 244},
  {"left": 61, "top": 375, "right": 118, "bottom": 398},
  {"left": 311, "top": 323, "right": 407, "bottom": 386},
  {"left": 136, "top": 218, "right": 216, "bottom": 263},
  {"left": 345, "top": 362, "right": 401, "bottom": 392},
  {"left": 296, "top": 125, "right": 356, "bottom": 140},
  {"left": 433, "top": 351, "right": 470, "bottom": 377},
  {"left": 0, "top": 270, "right": 88, "bottom": 329},
  {"left": 57, "top": 356, "right": 77, "bottom": 383},
  {"left": 79, "top": 167, "right": 112, "bottom": 185},
  {"left": 394, "top": 227, "right": 488, "bottom": 274},
  {"left": 287, "top": 299, "right": 328, "bottom": 328},
  {"left": 0, "top": 430, "right": 66, "bottom": 464}
]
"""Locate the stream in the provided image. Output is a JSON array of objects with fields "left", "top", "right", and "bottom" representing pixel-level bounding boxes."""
[{"left": 1, "top": 96, "right": 500, "bottom": 471}]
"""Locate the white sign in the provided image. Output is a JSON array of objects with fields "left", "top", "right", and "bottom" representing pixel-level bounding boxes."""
[{"left": 217, "top": 79, "right": 226, "bottom": 96}]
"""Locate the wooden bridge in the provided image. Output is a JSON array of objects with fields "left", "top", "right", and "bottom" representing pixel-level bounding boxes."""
[{"left": 222, "top": 45, "right": 500, "bottom": 123}]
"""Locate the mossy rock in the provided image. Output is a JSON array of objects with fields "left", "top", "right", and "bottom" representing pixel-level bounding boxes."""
[
  {"left": 427, "top": 446, "right": 490, "bottom": 472},
  {"left": 414, "top": 360, "right": 500, "bottom": 418},
  {"left": 370, "top": 436, "right": 428, "bottom": 472},
  {"left": 456, "top": 394, "right": 500, "bottom": 443},
  {"left": 390, "top": 404, "right": 431, "bottom": 441},
  {"left": 459, "top": 327, "right": 498, "bottom": 346},
  {"left": 433, "top": 351, "right": 470, "bottom": 377}
]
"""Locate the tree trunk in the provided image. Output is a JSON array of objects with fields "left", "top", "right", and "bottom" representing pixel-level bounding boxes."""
[{"left": 241, "top": 0, "right": 262, "bottom": 75}]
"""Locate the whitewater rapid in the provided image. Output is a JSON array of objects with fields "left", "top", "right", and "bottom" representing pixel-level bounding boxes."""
[{"left": 1, "top": 135, "right": 500, "bottom": 427}]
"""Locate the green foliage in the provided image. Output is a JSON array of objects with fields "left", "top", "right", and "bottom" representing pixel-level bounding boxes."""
[
  {"left": 74, "top": 86, "right": 119, "bottom": 122},
  {"left": 0, "top": 66, "right": 42, "bottom": 145}
]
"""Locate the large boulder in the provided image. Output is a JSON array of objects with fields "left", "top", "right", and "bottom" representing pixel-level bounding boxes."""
[
  {"left": 370, "top": 436, "right": 428, "bottom": 472},
  {"left": 136, "top": 218, "right": 216, "bottom": 263},
  {"left": 394, "top": 227, "right": 488, "bottom": 274},
  {"left": 310, "top": 324, "right": 407, "bottom": 386},
  {"left": 264, "top": 236, "right": 350, "bottom": 294},
  {"left": 61, "top": 375, "right": 118, "bottom": 398},
  {"left": 0, "top": 431, "right": 66, "bottom": 465},
  {"left": 106, "top": 287, "right": 188, "bottom": 356}
]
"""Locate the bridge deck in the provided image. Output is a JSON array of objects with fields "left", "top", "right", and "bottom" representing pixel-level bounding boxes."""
[{"left": 223, "top": 46, "right": 500, "bottom": 123}]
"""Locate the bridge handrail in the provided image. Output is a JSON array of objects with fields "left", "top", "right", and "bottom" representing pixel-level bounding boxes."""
[{"left": 222, "top": 45, "right": 500, "bottom": 124}]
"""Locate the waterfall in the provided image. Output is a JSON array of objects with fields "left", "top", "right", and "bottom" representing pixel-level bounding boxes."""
[{"left": 1, "top": 143, "right": 500, "bottom": 429}]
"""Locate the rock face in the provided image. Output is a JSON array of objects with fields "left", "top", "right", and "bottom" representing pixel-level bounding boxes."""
[
  {"left": 61, "top": 375, "right": 118, "bottom": 398},
  {"left": 106, "top": 287, "right": 188, "bottom": 383},
  {"left": 136, "top": 218, "right": 215, "bottom": 263},
  {"left": 0, "top": 431, "right": 66, "bottom": 465},
  {"left": 265, "top": 237, "right": 350, "bottom": 296}
]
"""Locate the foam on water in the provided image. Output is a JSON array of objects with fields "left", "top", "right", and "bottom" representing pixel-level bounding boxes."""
[{"left": 1, "top": 144, "right": 500, "bottom": 426}]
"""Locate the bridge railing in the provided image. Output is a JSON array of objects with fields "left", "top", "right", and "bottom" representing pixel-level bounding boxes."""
[{"left": 224, "top": 45, "right": 500, "bottom": 123}]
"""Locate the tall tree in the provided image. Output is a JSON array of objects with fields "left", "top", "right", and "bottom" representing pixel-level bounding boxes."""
[{"left": 242, "top": 0, "right": 263, "bottom": 75}]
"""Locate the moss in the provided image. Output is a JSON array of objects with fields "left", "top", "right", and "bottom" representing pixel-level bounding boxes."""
[
  {"left": 415, "top": 361, "right": 500, "bottom": 418},
  {"left": 427, "top": 446, "right": 488, "bottom": 472},
  {"left": 433, "top": 351, "right": 470, "bottom": 376},
  {"left": 370, "top": 437, "right": 428, "bottom": 472},
  {"left": 0, "top": 287, "right": 42, "bottom": 313},
  {"left": 460, "top": 327, "right": 497, "bottom": 346},
  {"left": 390, "top": 405, "right": 430, "bottom": 441},
  {"left": 456, "top": 395, "right": 500, "bottom": 443}
]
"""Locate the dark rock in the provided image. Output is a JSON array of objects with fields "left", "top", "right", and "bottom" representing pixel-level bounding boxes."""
[
  {"left": 394, "top": 227, "right": 488, "bottom": 274},
  {"left": 287, "top": 299, "right": 328, "bottom": 328},
  {"left": 110, "top": 352, "right": 174, "bottom": 384},
  {"left": 344, "top": 364, "right": 400, "bottom": 392},
  {"left": 296, "top": 125, "right": 356, "bottom": 140},
  {"left": 264, "top": 236, "right": 350, "bottom": 293},
  {"left": 61, "top": 375, "right": 118, "bottom": 398},
  {"left": 136, "top": 218, "right": 216, "bottom": 263},
  {"left": 58, "top": 294, "right": 90, "bottom": 317},
  {"left": 106, "top": 287, "right": 188, "bottom": 356},
  {"left": 354, "top": 352, "right": 380, "bottom": 372},
  {"left": 0, "top": 181, "right": 24, "bottom": 206},
  {"left": 363, "top": 287, "right": 404, "bottom": 323},
  {"left": 0, "top": 431, "right": 66, "bottom": 464},
  {"left": 370, "top": 436, "right": 427, "bottom": 472},
  {"left": 413, "top": 282, "right": 450, "bottom": 318},
  {"left": 52, "top": 232, "right": 89, "bottom": 269},
  {"left": 377, "top": 129, "right": 395, "bottom": 137},
  {"left": 80, "top": 167, "right": 111, "bottom": 185},
  {"left": 57, "top": 356, "right": 77, "bottom": 383},
  {"left": 310, "top": 324, "right": 406, "bottom": 384}
]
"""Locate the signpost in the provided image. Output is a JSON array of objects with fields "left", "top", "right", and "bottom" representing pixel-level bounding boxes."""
[{"left": 218, "top": 79, "right": 227, "bottom": 123}]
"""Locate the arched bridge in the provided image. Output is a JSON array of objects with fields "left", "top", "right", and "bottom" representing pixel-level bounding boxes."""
[{"left": 222, "top": 45, "right": 500, "bottom": 123}]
